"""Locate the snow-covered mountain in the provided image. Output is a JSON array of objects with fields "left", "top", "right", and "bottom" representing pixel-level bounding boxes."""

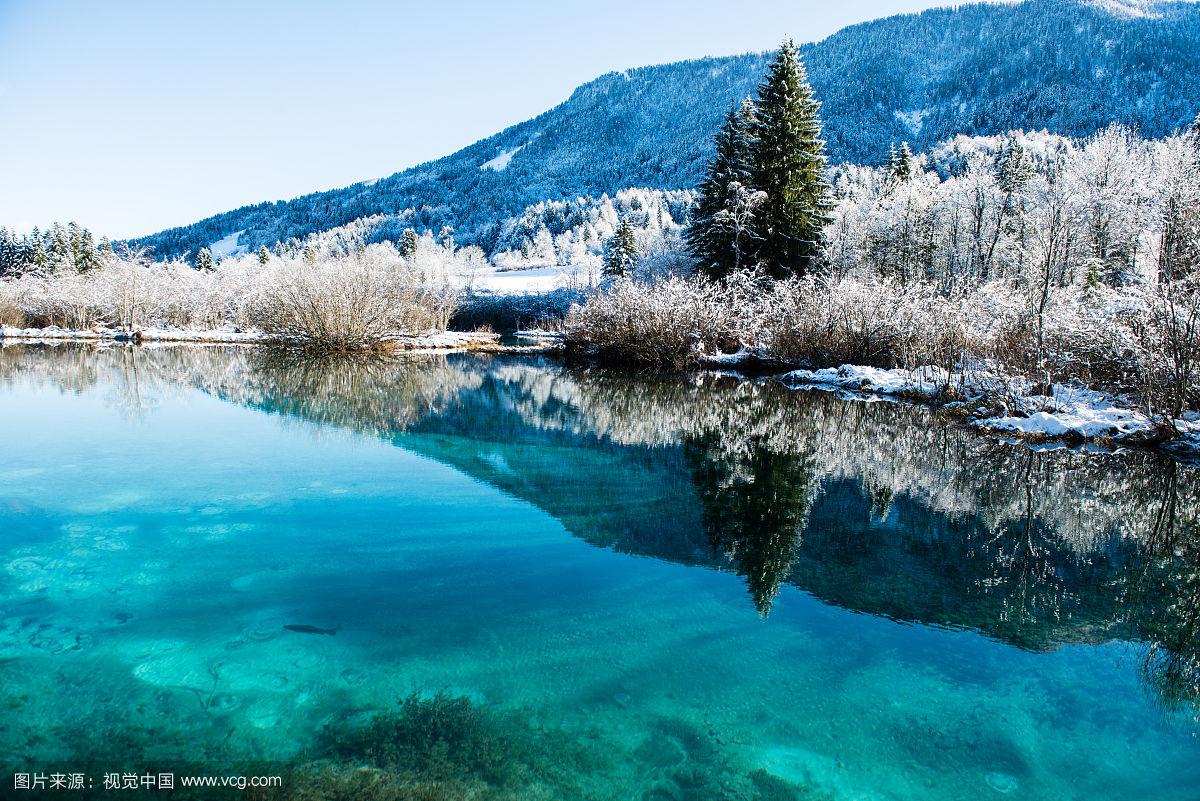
[{"left": 135, "top": 0, "right": 1200, "bottom": 262}]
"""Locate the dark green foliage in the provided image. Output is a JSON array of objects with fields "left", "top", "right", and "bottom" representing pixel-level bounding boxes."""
[
  {"left": 686, "top": 99, "right": 757, "bottom": 279},
  {"left": 290, "top": 691, "right": 590, "bottom": 801},
  {"left": 0, "top": 221, "right": 110, "bottom": 276},
  {"left": 330, "top": 691, "right": 515, "bottom": 785},
  {"left": 257, "top": 245, "right": 271, "bottom": 265},
  {"left": 602, "top": 218, "right": 638, "bottom": 279},
  {"left": 747, "top": 40, "right": 832, "bottom": 277},
  {"left": 685, "top": 431, "right": 819, "bottom": 614},
  {"left": 399, "top": 228, "right": 420, "bottom": 257},
  {"left": 195, "top": 247, "right": 214, "bottom": 272},
  {"left": 886, "top": 141, "right": 914, "bottom": 184}
]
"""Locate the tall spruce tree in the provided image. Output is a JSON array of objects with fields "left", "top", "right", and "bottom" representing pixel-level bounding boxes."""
[
  {"left": 747, "top": 40, "right": 832, "bottom": 278},
  {"left": 399, "top": 228, "right": 419, "bottom": 257},
  {"left": 887, "top": 142, "right": 914, "bottom": 184},
  {"left": 686, "top": 98, "right": 757, "bottom": 279},
  {"left": 602, "top": 218, "right": 639, "bottom": 279},
  {"left": 195, "top": 247, "right": 214, "bottom": 272}
]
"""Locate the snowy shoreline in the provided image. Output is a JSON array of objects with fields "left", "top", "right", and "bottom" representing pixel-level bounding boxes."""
[
  {"left": 0, "top": 326, "right": 560, "bottom": 354},
  {"left": 771, "top": 362, "right": 1200, "bottom": 456},
  {"left": 5, "top": 324, "right": 1196, "bottom": 455}
]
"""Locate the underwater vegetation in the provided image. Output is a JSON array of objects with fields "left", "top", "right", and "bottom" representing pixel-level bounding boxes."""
[
  {"left": 1, "top": 692, "right": 820, "bottom": 801},
  {"left": 269, "top": 693, "right": 826, "bottom": 801},
  {"left": 3, "top": 345, "right": 1200, "bottom": 800}
]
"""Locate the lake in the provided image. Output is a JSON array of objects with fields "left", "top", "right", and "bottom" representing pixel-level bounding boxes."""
[{"left": 1, "top": 344, "right": 1197, "bottom": 800}]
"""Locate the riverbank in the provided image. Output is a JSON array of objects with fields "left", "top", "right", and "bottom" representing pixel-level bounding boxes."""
[
  {"left": 0, "top": 325, "right": 561, "bottom": 354},
  {"left": 5, "top": 325, "right": 1196, "bottom": 455},
  {"left": 754, "top": 359, "right": 1200, "bottom": 457}
]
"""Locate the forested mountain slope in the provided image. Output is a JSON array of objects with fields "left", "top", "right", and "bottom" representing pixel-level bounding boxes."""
[{"left": 134, "top": 0, "right": 1200, "bottom": 261}]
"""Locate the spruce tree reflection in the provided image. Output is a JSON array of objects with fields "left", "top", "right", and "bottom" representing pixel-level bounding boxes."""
[{"left": 684, "top": 431, "right": 820, "bottom": 615}]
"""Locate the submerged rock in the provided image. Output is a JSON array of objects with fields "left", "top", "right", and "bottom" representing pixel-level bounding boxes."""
[{"left": 985, "top": 771, "right": 1020, "bottom": 794}]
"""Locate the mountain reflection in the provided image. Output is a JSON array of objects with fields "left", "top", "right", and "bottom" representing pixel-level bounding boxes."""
[{"left": 3, "top": 343, "right": 1198, "bottom": 712}]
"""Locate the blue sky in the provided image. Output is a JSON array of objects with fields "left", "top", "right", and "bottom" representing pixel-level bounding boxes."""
[{"left": 1, "top": 1, "right": 974, "bottom": 239}]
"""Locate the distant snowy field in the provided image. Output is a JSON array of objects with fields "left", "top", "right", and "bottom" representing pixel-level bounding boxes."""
[{"left": 468, "top": 265, "right": 574, "bottom": 294}]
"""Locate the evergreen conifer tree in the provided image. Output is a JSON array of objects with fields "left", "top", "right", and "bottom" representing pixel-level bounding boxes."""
[
  {"left": 195, "top": 247, "right": 214, "bottom": 272},
  {"left": 686, "top": 98, "right": 757, "bottom": 279},
  {"left": 602, "top": 218, "right": 639, "bottom": 279},
  {"left": 0, "top": 228, "right": 15, "bottom": 277},
  {"left": 257, "top": 246, "right": 271, "bottom": 265},
  {"left": 887, "top": 142, "right": 914, "bottom": 184},
  {"left": 76, "top": 228, "right": 101, "bottom": 272},
  {"left": 399, "top": 228, "right": 419, "bottom": 257},
  {"left": 747, "top": 40, "right": 832, "bottom": 278}
]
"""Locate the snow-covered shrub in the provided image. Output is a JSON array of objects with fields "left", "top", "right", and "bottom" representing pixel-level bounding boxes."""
[
  {"left": 755, "top": 273, "right": 958, "bottom": 369},
  {"left": 0, "top": 294, "right": 26, "bottom": 327},
  {"left": 249, "top": 251, "right": 457, "bottom": 351},
  {"left": 564, "top": 277, "right": 732, "bottom": 367},
  {"left": 1134, "top": 279, "right": 1200, "bottom": 420},
  {"left": 0, "top": 238, "right": 464, "bottom": 346}
]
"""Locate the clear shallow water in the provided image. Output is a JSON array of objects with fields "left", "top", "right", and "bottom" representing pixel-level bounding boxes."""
[{"left": 0, "top": 344, "right": 1198, "bottom": 800}]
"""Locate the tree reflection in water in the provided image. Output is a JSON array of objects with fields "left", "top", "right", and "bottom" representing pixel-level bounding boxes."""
[{"left": 3, "top": 343, "right": 1199, "bottom": 719}]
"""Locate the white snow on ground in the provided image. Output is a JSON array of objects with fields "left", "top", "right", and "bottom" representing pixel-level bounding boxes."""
[
  {"left": 468, "top": 265, "right": 571, "bottom": 294},
  {"left": 209, "top": 230, "right": 247, "bottom": 259},
  {"left": 779, "top": 364, "right": 955, "bottom": 398},
  {"left": 512, "top": 329, "right": 564, "bottom": 342},
  {"left": 985, "top": 386, "right": 1151, "bottom": 439},
  {"left": 0, "top": 327, "right": 520, "bottom": 351},
  {"left": 480, "top": 145, "right": 524, "bottom": 172},
  {"left": 776, "top": 362, "right": 1200, "bottom": 451},
  {"left": 1, "top": 325, "right": 265, "bottom": 344}
]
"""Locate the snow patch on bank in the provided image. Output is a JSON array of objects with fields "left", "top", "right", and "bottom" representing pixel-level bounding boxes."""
[
  {"left": 779, "top": 363, "right": 1198, "bottom": 451},
  {"left": 1, "top": 325, "right": 265, "bottom": 344}
]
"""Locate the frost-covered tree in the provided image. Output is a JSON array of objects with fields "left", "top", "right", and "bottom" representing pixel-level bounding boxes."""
[
  {"left": 1157, "top": 122, "right": 1200, "bottom": 282},
  {"left": 603, "top": 218, "right": 639, "bottom": 279},
  {"left": 195, "top": 247, "right": 214, "bottom": 272},
  {"left": 687, "top": 99, "right": 757, "bottom": 279},
  {"left": 887, "top": 142, "right": 914, "bottom": 185},
  {"left": 257, "top": 246, "right": 271, "bottom": 265},
  {"left": 1072, "top": 125, "right": 1150, "bottom": 286},
  {"left": 710, "top": 182, "right": 767, "bottom": 274},
  {"left": 747, "top": 40, "right": 833, "bottom": 278},
  {"left": 398, "top": 228, "right": 419, "bottom": 258}
]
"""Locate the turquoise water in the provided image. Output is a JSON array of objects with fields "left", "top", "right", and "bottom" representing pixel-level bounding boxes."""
[{"left": 1, "top": 345, "right": 1198, "bottom": 800}]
